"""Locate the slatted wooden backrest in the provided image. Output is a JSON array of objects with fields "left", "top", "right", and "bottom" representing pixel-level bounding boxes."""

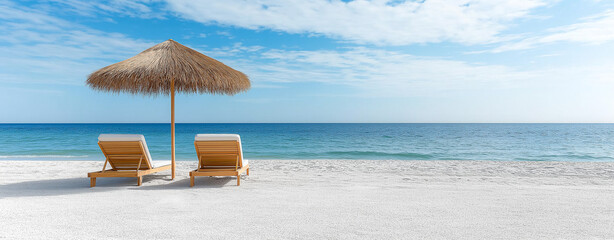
[
  {"left": 99, "top": 141, "right": 152, "bottom": 170},
  {"left": 195, "top": 140, "right": 242, "bottom": 168}
]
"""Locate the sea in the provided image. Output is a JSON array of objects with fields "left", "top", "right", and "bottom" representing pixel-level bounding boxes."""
[{"left": 0, "top": 123, "right": 613, "bottom": 161}]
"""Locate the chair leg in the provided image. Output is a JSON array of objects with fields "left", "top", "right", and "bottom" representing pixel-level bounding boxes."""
[
  {"left": 137, "top": 176, "right": 142, "bottom": 186},
  {"left": 190, "top": 176, "right": 194, "bottom": 187},
  {"left": 247, "top": 168, "right": 250, "bottom": 176},
  {"left": 237, "top": 174, "right": 241, "bottom": 186},
  {"left": 90, "top": 178, "right": 96, "bottom": 187}
]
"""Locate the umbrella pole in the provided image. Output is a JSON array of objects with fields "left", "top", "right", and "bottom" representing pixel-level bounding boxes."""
[{"left": 171, "top": 78, "right": 175, "bottom": 180}]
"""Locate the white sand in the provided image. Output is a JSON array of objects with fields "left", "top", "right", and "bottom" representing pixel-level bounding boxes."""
[{"left": 1, "top": 160, "right": 613, "bottom": 239}]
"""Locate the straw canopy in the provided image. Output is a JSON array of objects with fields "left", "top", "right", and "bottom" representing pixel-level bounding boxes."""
[
  {"left": 86, "top": 39, "right": 250, "bottom": 95},
  {"left": 85, "top": 39, "right": 250, "bottom": 181}
]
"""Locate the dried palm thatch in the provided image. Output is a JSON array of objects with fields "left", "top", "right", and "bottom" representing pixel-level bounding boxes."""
[
  {"left": 86, "top": 39, "right": 250, "bottom": 181},
  {"left": 86, "top": 39, "right": 250, "bottom": 95}
]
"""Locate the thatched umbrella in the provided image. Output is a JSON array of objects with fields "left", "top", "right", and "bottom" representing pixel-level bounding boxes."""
[{"left": 87, "top": 39, "right": 250, "bottom": 179}]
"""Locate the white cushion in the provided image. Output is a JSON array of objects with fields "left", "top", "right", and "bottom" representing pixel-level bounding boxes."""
[
  {"left": 195, "top": 134, "right": 241, "bottom": 141},
  {"left": 195, "top": 134, "right": 246, "bottom": 167},
  {"left": 98, "top": 134, "right": 153, "bottom": 167},
  {"left": 98, "top": 134, "right": 146, "bottom": 142}
]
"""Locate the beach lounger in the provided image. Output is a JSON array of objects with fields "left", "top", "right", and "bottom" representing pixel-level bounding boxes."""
[
  {"left": 88, "top": 134, "right": 171, "bottom": 187},
  {"left": 190, "top": 134, "right": 249, "bottom": 187}
]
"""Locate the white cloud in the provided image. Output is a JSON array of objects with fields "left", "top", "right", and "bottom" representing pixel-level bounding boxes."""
[
  {"left": 200, "top": 45, "right": 539, "bottom": 95},
  {"left": 199, "top": 43, "right": 614, "bottom": 97},
  {"left": 3, "top": 0, "right": 612, "bottom": 99},
  {"left": 216, "top": 31, "right": 234, "bottom": 39},
  {"left": 165, "top": 0, "right": 550, "bottom": 45},
  {"left": 490, "top": 10, "right": 614, "bottom": 52},
  {"left": 0, "top": 1, "right": 154, "bottom": 85},
  {"left": 43, "top": 0, "right": 163, "bottom": 19}
]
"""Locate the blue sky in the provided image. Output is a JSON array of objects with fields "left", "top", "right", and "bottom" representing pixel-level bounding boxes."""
[{"left": 1, "top": 0, "right": 614, "bottom": 123}]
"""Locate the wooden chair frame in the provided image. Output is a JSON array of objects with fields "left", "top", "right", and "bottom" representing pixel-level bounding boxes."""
[
  {"left": 88, "top": 141, "right": 171, "bottom": 187},
  {"left": 190, "top": 140, "right": 249, "bottom": 187}
]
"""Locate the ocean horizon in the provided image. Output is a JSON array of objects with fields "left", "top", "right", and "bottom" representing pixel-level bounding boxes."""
[{"left": 1, "top": 123, "right": 613, "bottom": 162}]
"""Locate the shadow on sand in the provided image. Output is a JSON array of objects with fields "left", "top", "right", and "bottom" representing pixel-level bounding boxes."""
[
  {"left": 0, "top": 175, "right": 240, "bottom": 199},
  {"left": 138, "top": 176, "right": 235, "bottom": 190}
]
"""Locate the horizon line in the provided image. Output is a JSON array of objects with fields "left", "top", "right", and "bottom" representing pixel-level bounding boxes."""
[{"left": 1, "top": 122, "right": 614, "bottom": 124}]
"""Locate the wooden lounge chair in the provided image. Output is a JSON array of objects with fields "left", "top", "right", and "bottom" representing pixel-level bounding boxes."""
[
  {"left": 88, "top": 134, "right": 171, "bottom": 187},
  {"left": 190, "top": 134, "right": 249, "bottom": 187}
]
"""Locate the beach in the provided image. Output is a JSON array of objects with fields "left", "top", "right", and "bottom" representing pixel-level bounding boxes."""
[
  {"left": 4, "top": 0, "right": 614, "bottom": 239},
  {"left": 1, "top": 160, "right": 613, "bottom": 239}
]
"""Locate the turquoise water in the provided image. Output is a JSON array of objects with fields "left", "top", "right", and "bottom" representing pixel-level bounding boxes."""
[{"left": 0, "top": 123, "right": 613, "bottom": 161}]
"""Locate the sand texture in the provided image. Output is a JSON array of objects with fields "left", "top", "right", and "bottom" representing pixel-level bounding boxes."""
[{"left": 1, "top": 160, "right": 613, "bottom": 239}]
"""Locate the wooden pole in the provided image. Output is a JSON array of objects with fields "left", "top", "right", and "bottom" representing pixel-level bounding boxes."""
[{"left": 171, "top": 78, "right": 176, "bottom": 180}]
